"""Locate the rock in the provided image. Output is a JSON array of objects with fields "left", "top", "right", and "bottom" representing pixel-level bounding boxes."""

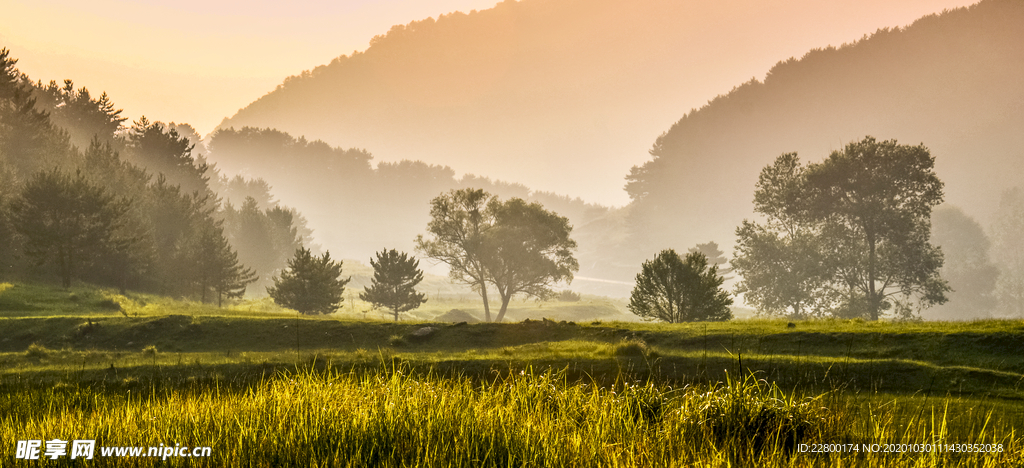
[{"left": 410, "top": 327, "right": 438, "bottom": 338}]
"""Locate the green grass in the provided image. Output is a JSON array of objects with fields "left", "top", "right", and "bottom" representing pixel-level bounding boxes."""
[
  {"left": 0, "top": 366, "right": 1020, "bottom": 467},
  {"left": 2, "top": 281, "right": 1023, "bottom": 466}
]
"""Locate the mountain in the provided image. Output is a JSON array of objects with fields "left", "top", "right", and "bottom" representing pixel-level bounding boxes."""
[
  {"left": 213, "top": 0, "right": 968, "bottom": 207},
  {"left": 625, "top": 0, "right": 1024, "bottom": 260}
]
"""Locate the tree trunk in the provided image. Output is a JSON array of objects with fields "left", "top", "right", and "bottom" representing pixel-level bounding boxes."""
[
  {"left": 495, "top": 292, "right": 512, "bottom": 323},
  {"left": 867, "top": 230, "right": 879, "bottom": 320},
  {"left": 480, "top": 282, "right": 492, "bottom": 322}
]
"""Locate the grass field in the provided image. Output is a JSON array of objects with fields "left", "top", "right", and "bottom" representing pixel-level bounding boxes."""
[{"left": 1, "top": 281, "right": 1023, "bottom": 466}]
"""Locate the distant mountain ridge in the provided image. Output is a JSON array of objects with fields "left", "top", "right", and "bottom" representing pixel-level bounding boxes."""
[
  {"left": 214, "top": 0, "right": 961, "bottom": 207},
  {"left": 624, "top": 0, "right": 1024, "bottom": 260}
]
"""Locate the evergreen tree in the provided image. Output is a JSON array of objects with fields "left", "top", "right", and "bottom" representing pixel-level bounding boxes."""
[
  {"left": 628, "top": 250, "right": 732, "bottom": 322},
  {"left": 125, "top": 117, "right": 210, "bottom": 198},
  {"left": 144, "top": 175, "right": 213, "bottom": 294},
  {"left": 268, "top": 248, "right": 349, "bottom": 315},
  {"left": 0, "top": 48, "right": 72, "bottom": 177},
  {"left": 9, "top": 169, "right": 131, "bottom": 288},
  {"left": 185, "top": 222, "right": 257, "bottom": 306},
  {"left": 360, "top": 249, "right": 427, "bottom": 321},
  {"left": 34, "top": 79, "right": 125, "bottom": 148}
]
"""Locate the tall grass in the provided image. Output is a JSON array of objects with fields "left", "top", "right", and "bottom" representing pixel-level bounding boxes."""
[{"left": 1, "top": 366, "right": 1019, "bottom": 467}]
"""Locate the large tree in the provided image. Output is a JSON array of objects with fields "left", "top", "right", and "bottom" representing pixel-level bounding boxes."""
[
  {"left": 803, "top": 137, "right": 948, "bottom": 320},
  {"left": 734, "top": 139, "right": 949, "bottom": 320},
  {"left": 732, "top": 153, "right": 839, "bottom": 318},
  {"left": 416, "top": 188, "right": 497, "bottom": 321},
  {"left": 628, "top": 249, "right": 732, "bottom": 322},
  {"left": 360, "top": 249, "right": 427, "bottom": 321},
  {"left": 267, "top": 248, "right": 349, "bottom": 315},
  {"left": 417, "top": 189, "right": 578, "bottom": 322},
  {"left": 0, "top": 48, "right": 71, "bottom": 177},
  {"left": 9, "top": 169, "right": 131, "bottom": 288},
  {"left": 481, "top": 197, "right": 578, "bottom": 323},
  {"left": 125, "top": 117, "right": 210, "bottom": 197}
]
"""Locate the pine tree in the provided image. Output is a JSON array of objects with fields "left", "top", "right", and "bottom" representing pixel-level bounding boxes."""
[
  {"left": 267, "top": 248, "right": 349, "bottom": 315},
  {"left": 9, "top": 169, "right": 131, "bottom": 288},
  {"left": 185, "top": 222, "right": 257, "bottom": 306},
  {"left": 360, "top": 249, "right": 427, "bottom": 321}
]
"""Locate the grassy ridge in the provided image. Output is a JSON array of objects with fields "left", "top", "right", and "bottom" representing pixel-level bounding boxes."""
[
  {"left": 3, "top": 313, "right": 1024, "bottom": 398},
  {"left": 2, "top": 282, "right": 1023, "bottom": 466}
]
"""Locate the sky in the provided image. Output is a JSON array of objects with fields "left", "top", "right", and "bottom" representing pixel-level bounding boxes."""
[
  {"left": 2, "top": 0, "right": 979, "bottom": 206},
  {"left": 1, "top": 0, "right": 502, "bottom": 134}
]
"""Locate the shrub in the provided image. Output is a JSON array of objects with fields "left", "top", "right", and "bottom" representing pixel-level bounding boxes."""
[
  {"left": 614, "top": 338, "right": 653, "bottom": 358},
  {"left": 557, "top": 290, "right": 581, "bottom": 302},
  {"left": 25, "top": 343, "right": 51, "bottom": 359},
  {"left": 388, "top": 335, "right": 407, "bottom": 347}
]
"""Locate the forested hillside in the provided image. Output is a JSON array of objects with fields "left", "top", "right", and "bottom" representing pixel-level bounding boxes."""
[
  {"left": 625, "top": 0, "right": 1024, "bottom": 259},
  {"left": 214, "top": 0, "right": 952, "bottom": 207},
  {"left": 0, "top": 50, "right": 313, "bottom": 301}
]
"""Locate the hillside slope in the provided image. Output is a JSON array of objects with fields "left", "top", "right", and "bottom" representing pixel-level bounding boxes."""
[
  {"left": 214, "top": 0, "right": 969, "bottom": 207},
  {"left": 624, "top": 0, "right": 1024, "bottom": 259}
]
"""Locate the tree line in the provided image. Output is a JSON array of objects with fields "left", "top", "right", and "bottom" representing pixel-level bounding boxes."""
[{"left": 0, "top": 48, "right": 307, "bottom": 302}]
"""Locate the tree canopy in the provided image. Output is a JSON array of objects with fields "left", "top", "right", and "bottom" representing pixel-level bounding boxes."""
[
  {"left": 359, "top": 249, "right": 427, "bottom": 321},
  {"left": 733, "top": 138, "right": 949, "bottom": 320},
  {"left": 9, "top": 169, "right": 133, "bottom": 288},
  {"left": 628, "top": 249, "right": 732, "bottom": 322},
  {"left": 267, "top": 248, "right": 349, "bottom": 315},
  {"left": 418, "top": 189, "right": 578, "bottom": 322},
  {"left": 481, "top": 197, "right": 578, "bottom": 323}
]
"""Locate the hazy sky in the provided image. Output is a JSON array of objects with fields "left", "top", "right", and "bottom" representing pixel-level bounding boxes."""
[{"left": 2, "top": 0, "right": 501, "bottom": 133}]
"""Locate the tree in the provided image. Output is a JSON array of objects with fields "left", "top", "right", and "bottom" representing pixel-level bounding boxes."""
[
  {"left": 990, "top": 188, "right": 1024, "bottom": 317},
  {"left": 267, "top": 248, "right": 349, "bottom": 315},
  {"left": 628, "top": 249, "right": 732, "bottom": 322},
  {"left": 417, "top": 189, "right": 579, "bottom": 322},
  {"left": 35, "top": 79, "right": 125, "bottom": 148},
  {"left": 803, "top": 137, "right": 948, "bottom": 320},
  {"left": 927, "top": 205, "right": 998, "bottom": 320},
  {"left": 143, "top": 175, "right": 213, "bottom": 294},
  {"left": 733, "top": 220, "right": 837, "bottom": 319},
  {"left": 689, "top": 241, "right": 732, "bottom": 279},
  {"left": 360, "top": 249, "right": 427, "bottom": 321},
  {"left": 9, "top": 169, "right": 131, "bottom": 288},
  {"left": 125, "top": 117, "right": 210, "bottom": 198},
  {"left": 481, "top": 197, "right": 578, "bottom": 322},
  {"left": 416, "top": 188, "right": 496, "bottom": 321},
  {"left": 732, "top": 153, "right": 839, "bottom": 318},
  {"left": 1, "top": 48, "right": 72, "bottom": 177},
  {"left": 184, "top": 222, "right": 257, "bottom": 306}
]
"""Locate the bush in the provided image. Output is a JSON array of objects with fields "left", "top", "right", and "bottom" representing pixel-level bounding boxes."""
[
  {"left": 678, "top": 375, "right": 839, "bottom": 456},
  {"left": 613, "top": 338, "right": 654, "bottom": 358},
  {"left": 25, "top": 343, "right": 51, "bottom": 359},
  {"left": 557, "top": 290, "right": 581, "bottom": 302}
]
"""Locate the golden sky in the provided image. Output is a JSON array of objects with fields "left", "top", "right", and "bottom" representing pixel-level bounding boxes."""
[
  {"left": 2, "top": 0, "right": 501, "bottom": 133},
  {"left": 3, "top": 0, "right": 976, "bottom": 140}
]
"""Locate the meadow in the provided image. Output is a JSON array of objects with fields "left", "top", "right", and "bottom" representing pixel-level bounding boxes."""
[{"left": 1, "top": 282, "right": 1022, "bottom": 466}]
